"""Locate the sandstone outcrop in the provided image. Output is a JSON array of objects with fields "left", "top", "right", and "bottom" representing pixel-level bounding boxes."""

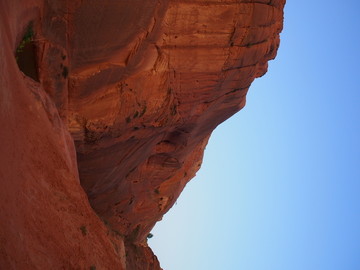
[{"left": 0, "top": 0, "right": 285, "bottom": 269}]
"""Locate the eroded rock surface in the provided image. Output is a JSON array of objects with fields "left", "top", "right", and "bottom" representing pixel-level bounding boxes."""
[{"left": 0, "top": 0, "right": 285, "bottom": 269}]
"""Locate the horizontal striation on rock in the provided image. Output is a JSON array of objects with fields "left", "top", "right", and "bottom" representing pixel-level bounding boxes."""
[
  {"left": 1, "top": 0, "right": 285, "bottom": 269},
  {"left": 65, "top": 0, "right": 285, "bottom": 243}
]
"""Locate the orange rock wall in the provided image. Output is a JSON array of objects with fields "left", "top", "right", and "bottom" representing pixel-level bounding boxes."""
[
  {"left": 0, "top": 0, "right": 285, "bottom": 269},
  {"left": 67, "top": 0, "right": 285, "bottom": 242},
  {"left": 0, "top": 1, "right": 128, "bottom": 269}
]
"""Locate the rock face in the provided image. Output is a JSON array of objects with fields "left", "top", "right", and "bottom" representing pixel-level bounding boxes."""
[{"left": 0, "top": 0, "right": 285, "bottom": 269}]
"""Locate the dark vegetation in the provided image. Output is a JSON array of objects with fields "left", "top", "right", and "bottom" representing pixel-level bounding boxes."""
[{"left": 80, "top": 225, "right": 87, "bottom": 236}]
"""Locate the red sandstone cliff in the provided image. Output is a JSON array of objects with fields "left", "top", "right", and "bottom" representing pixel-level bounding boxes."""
[{"left": 0, "top": 0, "right": 285, "bottom": 269}]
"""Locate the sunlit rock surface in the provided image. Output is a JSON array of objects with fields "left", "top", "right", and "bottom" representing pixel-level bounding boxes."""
[{"left": 0, "top": 0, "right": 285, "bottom": 269}]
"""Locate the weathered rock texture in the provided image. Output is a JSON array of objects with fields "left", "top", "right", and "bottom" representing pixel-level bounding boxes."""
[{"left": 0, "top": 0, "right": 285, "bottom": 269}]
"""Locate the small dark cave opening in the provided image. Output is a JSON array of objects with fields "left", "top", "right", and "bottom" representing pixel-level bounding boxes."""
[{"left": 15, "top": 23, "right": 39, "bottom": 82}]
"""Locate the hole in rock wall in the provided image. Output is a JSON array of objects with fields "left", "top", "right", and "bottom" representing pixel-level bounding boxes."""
[{"left": 15, "top": 22, "right": 39, "bottom": 82}]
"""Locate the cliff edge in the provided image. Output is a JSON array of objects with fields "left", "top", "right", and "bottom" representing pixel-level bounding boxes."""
[{"left": 0, "top": 0, "right": 285, "bottom": 269}]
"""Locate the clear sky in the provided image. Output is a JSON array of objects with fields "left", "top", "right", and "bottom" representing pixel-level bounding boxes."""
[{"left": 149, "top": 1, "right": 360, "bottom": 269}]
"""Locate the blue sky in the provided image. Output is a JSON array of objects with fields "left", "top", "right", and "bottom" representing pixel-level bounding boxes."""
[{"left": 149, "top": 1, "right": 360, "bottom": 269}]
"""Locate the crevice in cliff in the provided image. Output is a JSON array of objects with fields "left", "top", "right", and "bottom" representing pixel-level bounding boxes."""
[{"left": 15, "top": 22, "right": 39, "bottom": 82}]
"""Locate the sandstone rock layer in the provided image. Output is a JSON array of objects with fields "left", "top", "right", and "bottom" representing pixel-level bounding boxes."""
[{"left": 0, "top": 0, "right": 285, "bottom": 269}]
